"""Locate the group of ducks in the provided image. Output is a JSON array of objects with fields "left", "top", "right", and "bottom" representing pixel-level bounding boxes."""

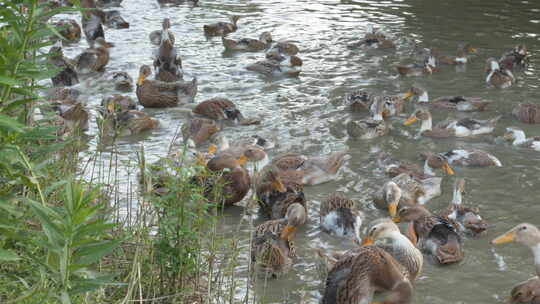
[{"left": 40, "top": 0, "right": 540, "bottom": 303}]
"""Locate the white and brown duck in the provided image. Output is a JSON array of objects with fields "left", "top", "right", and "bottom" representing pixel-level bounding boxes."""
[
  {"left": 485, "top": 57, "right": 515, "bottom": 88},
  {"left": 403, "top": 86, "right": 492, "bottom": 112},
  {"left": 203, "top": 15, "right": 240, "bottom": 37},
  {"left": 504, "top": 127, "right": 540, "bottom": 151},
  {"left": 222, "top": 31, "right": 272, "bottom": 52},
  {"left": 419, "top": 149, "right": 502, "bottom": 167},
  {"left": 319, "top": 193, "right": 363, "bottom": 242}
]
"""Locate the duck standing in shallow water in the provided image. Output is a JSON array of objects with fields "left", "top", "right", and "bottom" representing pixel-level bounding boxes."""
[
  {"left": 136, "top": 65, "right": 197, "bottom": 107},
  {"left": 492, "top": 223, "right": 540, "bottom": 304},
  {"left": 203, "top": 15, "right": 240, "bottom": 37}
]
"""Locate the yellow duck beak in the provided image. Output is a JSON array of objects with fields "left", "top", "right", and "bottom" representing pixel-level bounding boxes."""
[
  {"left": 443, "top": 162, "right": 455, "bottom": 175},
  {"left": 238, "top": 154, "right": 247, "bottom": 166},
  {"left": 387, "top": 202, "right": 398, "bottom": 217},
  {"left": 106, "top": 102, "right": 116, "bottom": 113},
  {"left": 207, "top": 144, "right": 217, "bottom": 154},
  {"left": 403, "top": 115, "right": 417, "bottom": 126},
  {"left": 280, "top": 224, "right": 296, "bottom": 240},
  {"left": 137, "top": 74, "right": 145, "bottom": 86},
  {"left": 392, "top": 216, "right": 401, "bottom": 223},
  {"left": 491, "top": 231, "right": 515, "bottom": 244},
  {"left": 361, "top": 237, "right": 374, "bottom": 246}
]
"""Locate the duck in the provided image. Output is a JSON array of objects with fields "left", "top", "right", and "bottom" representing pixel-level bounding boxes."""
[
  {"left": 182, "top": 117, "right": 220, "bottom": 148},
  {"left": 270, "top": 150, "right": 349, "bottom": 186},
  {"left": 112, "top": 71, "right": 133, "bottom": 92},
  {"left": 349, "top": 24, "right": 395, "bottom": 49},
  {"left": 149, "top": 18, "right": 175, "bottom": 46},
  {"left": 380, "top": 152, "right": 455, "bottom": 180},
  {"left": 80, "top": 0, "right": 106, "bottom": 48},
  {"left": 46, "top": 87, "right": 81, "bottom": 102},
  {"left": 395, "top": 205, "right": 464, "bottom": 264},
  {"left": 251, "top": 203, "right": 307, "bottom": 278},
  {"left": 204, "top": 154, "right": 251, "bottom": 207},
  {"left": 485, "top": 57, "right": 514, "bottom": 88},
  {"left": 492, "top": 223, "right": 540, "bottom": 304},
  {"left": 419, "top": 149, "right": 502, "bottom": 167},
  {"left": 433, "top": 43, "right": 477, "bottom": 65},
  {"left": 104, "top": 10, "right": 129, "bottom": 29},
  {"left": 265, "top": 41, "right": 300, "bottom": 61},
  {"left": 344, "top": 90, "right": 373, "bottom": 112},
  {"left": 136, "top": 65, "right": 198, "bottom": 107},
  {"left": 96, "top": 0, "right": 123, "bottom": 7},
  {"left": 52, "top": 98, "right": 89, "bottom": 132},
  {"left": 504, "top": 127, "right": 540, "bottom": 151},
  {"left": 51, "top": 19, "right": 81, "bottom": 44},
  {"left": 192, "top": 98, "right": 260, "bottom": 125},
  {"left": 439, "top": 178, "right": 487, "bottom": 235},
  {"left": 74, "top": 37, "right": 113, "bottom": 73},
  {"left": 254, "top": 165, "right": 305, "bottom": 220},
  {"left": 48, "top": 45, "right": 79, "bottom": 87},
  {"left": 319, "top": 193, "right": 363, "bottom": 241},
  {"left": 321, "top": 243, "right": 413, "bottom": 304},
  {"left": 99, "top": 109, "right": 159, "bottom": 136},
  {"left": 222, "top": 31, "right": 272, "bottom": 52},
  {"left": 499, "top": 44, "right": 529, "bottom": 70},
  {"left": 346, "top": 96, "right": 389, "bottom": 139},
  {"left": 209, "top": 140, "right": 269, "bottom": 174},
  {"left": 203, "top": 15, "right": 240, "bottom": 37},
  {"left": 404, "top": 106, "right": 500, "bottom": 137},
  {"left": 512, "top": 103, "right": 540, "bottom": 124},
  {"left": 101, "top": 94, "right": 137, "bottom": 112},
  {"left": 362, "top": 219, "right": 424, "bottom": 282},
  {"left": 403, "top": 86, "right": 492, "bottom": 112},
  {"left": 153, "top": 19, "right": 183, "bottom": 82},
  {"left": 396, "top": 56, "right": 437, "bottom": 77},
  {"left": 246, "top": 55, "right": 303, "bottom": 77}
]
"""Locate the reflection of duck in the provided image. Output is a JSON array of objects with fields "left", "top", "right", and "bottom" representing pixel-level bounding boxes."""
[
  {"left": 403, "top": 86, "right": 492, "bottom": 112},
  {"left": 404, "top": 106, "right": 500, "bottom": 137},
  {"left": 320, "top": 193, "right": 363, "bottom": 242},
  {"left": 504, "top": 127, "right": 540, "bottom": 151},
  {"left": 136, "top": 65, "right": 197, "bottom": 107},
  {"left": 203, "top": 15, "right": 240, "bottom": 37},
  {"left": 492, "top": 223, "right": 540, "bottom": 304},
  {"left": 395, "top": 205, "right": 464, "bottom": 265},
  {"left": 440, "top": 178, "right": 487, "bottom": 235},
  {"left": 222, "top": 32, "right": 272, "bottom": 51},
  {"left": 251, "top": 203, "right": 306, "bottom": 278}
]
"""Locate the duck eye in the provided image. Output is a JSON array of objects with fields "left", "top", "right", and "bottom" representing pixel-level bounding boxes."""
[{"left": 521, "top": 226, "right": 527, "bottom": 231}]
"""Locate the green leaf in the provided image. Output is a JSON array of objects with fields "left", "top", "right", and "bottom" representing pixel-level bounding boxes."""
[
  {"left": 0, "top": 75, "right": 21, "bottom": 86},
  {"left": 0, "top": 248, "right": 20, "bottom": 261},
  {"left": 0, "top": 113, "right": 24, "bottom": 132},
  {"left": 74, "top": 240, "right": 121, "bottom": 265}
]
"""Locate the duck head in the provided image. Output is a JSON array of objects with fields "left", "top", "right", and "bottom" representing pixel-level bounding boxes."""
[
  {"left": 361, "top": 218, "right": 401, "bottom": 245},
  {"left": 492, "top": 223, "right": 540, "bottom": 248},
  {"left": 384, "top": 181, "right": 402, "bottom": 219},
  {"left": 393, "top": 205, "right": 431, "bottom": 223},
  {"left": 280, "top": 203, "right": 307, "bottom": 240},
  {"left": 137, "top": 65, "right": 152, "bottom": 86}
]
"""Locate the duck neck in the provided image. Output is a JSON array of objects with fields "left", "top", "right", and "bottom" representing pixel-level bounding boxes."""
[
  {"left": 451, "top": 186, "right": 463, "bottom": 205},
  {"left": 532, "top": 244, "right": 540, "bottom": 277},
  {"left": 423, "top": 159, "right": 435, "bottom": 176},
  {"left": 512, "top": 131, "right": 528, "bottom": 145},
  {"left": 419, "top": 117, "right": 432, "bottom": 133},
  {"left": 388, "top": 231, "right": 423, "bottom": 279},
  {"left": 417, "top": 91, "right": 429, "bottom": 103}
]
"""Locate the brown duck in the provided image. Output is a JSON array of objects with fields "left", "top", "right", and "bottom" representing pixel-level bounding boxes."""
[
  {"left": 320, "top": 193, "right": 363, "bottom": 242},
  {"left": 222, "top": 32, "right": 272, "bottom": 52},
  {"left": 74, "top": 37, "right": 113, "bottom": 73},
  {"left": 203, "top": 155, "right": 251, "bottom": 207},
  {"left": 512, "top": 103, "right": 540, "bottom": 124},
  {"left": 403, "top": 86, "right": 492, "bottom": 112},
  {"left": 203, "top": 15, "right": 240, "bottom": 37},
  {"left": 485, "top": 57, "right": 514, "bottom": 88},
  {"left": 51, "top": 19, "right": 81, "bottom": 44},
  {"left": 153, "top": 19, "right": 183, "bottom": 82},
  {"left": 192, "top": 98, "right": 260, "bottom": 125},
  {"left": 136, "top": 65, "right": 197, "bottom": 107},
  {"left": 80, "top": 0, "right": 106, "bottom": 48},
  {"left": 149, "top": 18, "right": 175, "bottom": 46},
  {"left": 181, "top": 117, "right": 220, "bottom": 147},
  {"left": 397, "top": 56, "right": 437, "bottom": 77},
  {"left": 251, "top": 203, "right": 306, "bottom": 278},
  {"left": 112, "top": 72, "right": 133, "bottom": 92},
  {"left": 395, "top": 205, "right": 464, "bottom": 265},
  {"left": 433, "top": 43, "right": 477, "bottom": 65},
  {"left": 499, "top": 44, "right": 529, "bottom": 70},
  {"left": 321, "top": 244, "right": 413, "bottom": 304},
  {"left": 48, "top": 45, "right": 79, "bottom": 87}
]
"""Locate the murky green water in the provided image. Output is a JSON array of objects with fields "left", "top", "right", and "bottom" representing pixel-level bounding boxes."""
[{"left": 55, "top": 0, "right": 540, "bottom": 302}]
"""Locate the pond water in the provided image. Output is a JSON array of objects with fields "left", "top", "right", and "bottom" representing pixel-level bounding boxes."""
[{"left": 56, "top": 0, "right": 540, "bottom": 302}]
